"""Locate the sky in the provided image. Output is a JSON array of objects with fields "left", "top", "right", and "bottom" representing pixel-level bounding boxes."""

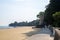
[{"left": 0, "top": 0, "right": 49, "bottom": 26}]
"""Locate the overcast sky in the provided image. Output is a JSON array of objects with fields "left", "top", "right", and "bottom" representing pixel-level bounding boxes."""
[{"left": 0, "top": 0, "right": 49, "bottom": 26}]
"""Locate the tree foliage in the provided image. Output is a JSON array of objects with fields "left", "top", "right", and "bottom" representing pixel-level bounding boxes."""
[
  {"left": 52, "top": 12, "right": 60, "bottom": 27},
  {"left": 37, "top": 12, "right": 44, "bottom": 18},
  {"left": 44, "top": 0, "right": 60, "bottom": 25}
]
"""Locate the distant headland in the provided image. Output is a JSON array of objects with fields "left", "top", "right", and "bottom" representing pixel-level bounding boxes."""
[{"left": 9, "top": 20, "right": 39, "bottom": 27}]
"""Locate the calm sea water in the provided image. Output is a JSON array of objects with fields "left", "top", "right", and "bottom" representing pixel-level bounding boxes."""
[
  {"left": 0, "top": 26, "right": 14, "bottom": 29},
  {"left": 0, "top": 26, "right": 32, "bottom": 29}
]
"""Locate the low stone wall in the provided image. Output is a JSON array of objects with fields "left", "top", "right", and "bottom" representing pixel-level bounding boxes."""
[{"left": 54, "top": 29, "right": 60, "bottom": 40}]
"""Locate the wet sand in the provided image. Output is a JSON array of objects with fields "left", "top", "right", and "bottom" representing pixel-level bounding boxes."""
[{"left": 0, "top": 26, "right": 35, "bottom": 40}]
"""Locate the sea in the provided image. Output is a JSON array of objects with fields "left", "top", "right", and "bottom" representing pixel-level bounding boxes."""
[
  {"left": 0, "top": 26, "right": 14, "bottom": 29},
  {"left": 0, "top": 26, "right": 33, "bottom": 29}
]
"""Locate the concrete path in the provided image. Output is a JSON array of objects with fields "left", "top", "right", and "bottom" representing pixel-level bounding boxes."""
[{"left": 27, "top": 28, "right": 54, "bottom": 40}]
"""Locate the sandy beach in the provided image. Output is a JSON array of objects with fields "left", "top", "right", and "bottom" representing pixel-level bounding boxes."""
[
  {"left": 0, "top": 26, "right": 35, "bottom": 40},
  {"left": 0, "top": 26, "right": 54, "bottom": 40}
]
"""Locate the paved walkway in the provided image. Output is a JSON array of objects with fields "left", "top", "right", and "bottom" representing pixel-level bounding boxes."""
[{"left": 27, "top": 28, "right": 54, "bottom": 40}]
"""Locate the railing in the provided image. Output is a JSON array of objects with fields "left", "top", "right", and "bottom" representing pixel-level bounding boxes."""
[{"left": 54, "top": 29, "right": 60, "bottom": 40}]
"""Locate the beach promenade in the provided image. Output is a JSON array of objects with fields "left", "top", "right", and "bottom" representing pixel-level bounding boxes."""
[{"left": 26, "top": 28, "right": 54, "bottom": 40}]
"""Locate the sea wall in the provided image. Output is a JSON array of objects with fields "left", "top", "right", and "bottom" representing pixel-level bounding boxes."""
[{"left": 54, "top": 29, "right": 60, "bottom": 40}]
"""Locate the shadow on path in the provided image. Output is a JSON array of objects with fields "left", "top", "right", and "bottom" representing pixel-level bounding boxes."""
[
  {"left": 23, "top": 28, "right": 51, "bottom": 37},
  {"left": 23, "top": 28, "right": 54, "bottom": 40}
]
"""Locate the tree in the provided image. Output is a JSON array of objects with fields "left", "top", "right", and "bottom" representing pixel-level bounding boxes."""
[
  {"left": 9, "top": 21, "right": 18, "bottom": 27},
  {"left": 37, "top": 12, "right": 44, "bottom": 18},
  {"left": 52, "top": 12, "right": 60, "bottom": 27},
  {"left": 36, "top": 12, "right": 45, "bottom": 28},
  {"left": 44, "top": 0, "right": 60, "bottom": 25}
]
